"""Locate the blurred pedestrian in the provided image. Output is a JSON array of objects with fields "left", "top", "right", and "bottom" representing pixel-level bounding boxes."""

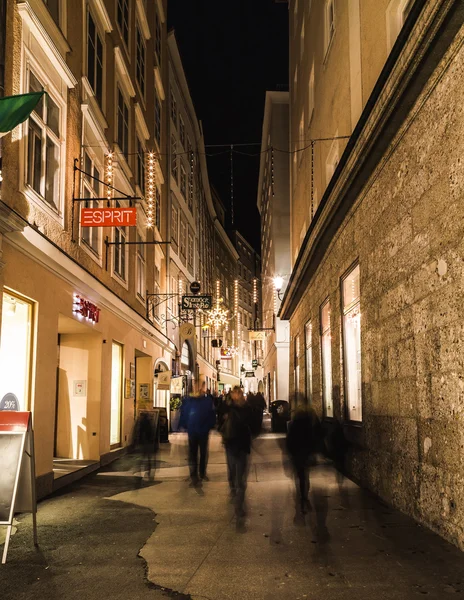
[
  {"left": 220, "top": 386, "right": 252, "bottom": 522},
  {"left": 135, "top": 410, "right": 157, "bottom": 481},
  {"left": 248, "top": 391, "right": 265, "bottom": 436},
  {"left": 286, "top": 406, "right": 321, "bottom": 513},
  {"left": 179, "top": 378, "right": 216, "bottom": 486}
]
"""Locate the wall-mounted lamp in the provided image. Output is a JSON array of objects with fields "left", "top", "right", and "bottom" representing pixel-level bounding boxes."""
[{"left": 273, "top": 276, "right": 284, "bottom": 301}]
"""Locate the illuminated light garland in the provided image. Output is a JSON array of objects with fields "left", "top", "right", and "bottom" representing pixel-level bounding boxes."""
[
  {"left": 253, "top": 278, "right": 258, "bottom": 304},
  {"left": 146, "top": 152, "right": 156, "bottom": 228},
  {"left": 189, "top": 150, "right": 194, "bottom": 206},
  {"left": 178, "top": 278, "right": 184, "bottom": 296},
  {"left": 106, "top": 153, "right": 113, "bottom": 202}
]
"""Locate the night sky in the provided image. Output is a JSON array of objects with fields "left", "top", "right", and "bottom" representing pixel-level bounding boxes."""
[{"left": 167, "top": 0, "right": 289, "bottom": 253}]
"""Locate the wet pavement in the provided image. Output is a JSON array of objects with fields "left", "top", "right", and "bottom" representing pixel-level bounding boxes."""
[{"left": 2, "top": 430, "right": 464, "bottom": 599}]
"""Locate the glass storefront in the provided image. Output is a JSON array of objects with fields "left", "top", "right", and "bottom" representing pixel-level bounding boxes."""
[
  {"left": 110, "top": 341, "right": 123, "bottom": 445},
  {"left": 0, "top": 291, "right": 34, "bottom": 410},
  {"left": 342, "top": 265, "right": 362, "bottom": 421},
  {"left": 320, "top": 300, "right": 333, "bottom": 418}
]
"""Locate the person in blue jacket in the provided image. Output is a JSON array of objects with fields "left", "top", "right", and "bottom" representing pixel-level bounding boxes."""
[{"left": 179, "top": 378, "right": 216, "bottom": 486}]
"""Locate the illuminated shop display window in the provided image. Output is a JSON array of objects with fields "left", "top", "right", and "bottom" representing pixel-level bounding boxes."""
[
  {"left": 305, "top": 320, "right": 313, "bottom": 404},
  {"left": 342, "top": 264, "right": 362, "bottom": 422},
  {"left": 320, "top": 300, "right": 333, "bottom": 418},
  {"left": 111, "top": 342, "right": 123, "bottom": 446},
  {"left": 0, "top": 292, "right": 34, "bottom": 411}
]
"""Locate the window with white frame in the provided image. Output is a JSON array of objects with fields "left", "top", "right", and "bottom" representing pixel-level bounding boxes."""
[
  {"left": 154, "top": 90, "right": 161, "bottom": 146},
  {"left": 136, "top": 231, "right": 146, "bottom": 300},
  {"left": 155, "top": 186, "right": 161, "bottom": 230},
  {"left": 324, "top": 0, "right": 335, "bottom": 57},
  {"left": 113, "top": 201, "right": 127, "bottom": 281},
  {"left": 320, "top": 300, "right": 333, "bottom": 417},
  {"left": 170, "top": 89, "right": 177, "bottom": 127},
  {"left": 294, "top": 333, "right": 301, "bottom": 397},
  {"left": 154, "top": 8, "right": 161, "bottom": 66},
  {"left": 171, "top": 203, "right": 179, "bottom": 244},
  {"left": 188, "top": 231, "right": 194, "bottom": 270},
  {"left": 325, "top": 137, "right": 339, "bottom": 185},
  {"left": 44, "top": 0, "right": 60, "bottom": 26},
  {"left": 136, "top": 23, "right": 146, "bottom": 97},
  {"left": 153, "top": 264, "right": 161, "bottom": 320},
  {"left": 117, "top": 0, "right": 129, "bottom": 47},
  {"left": 180, "top": 163, "right": 187, "bottom": 198},
  {"left": 87, "top": 9, "right": 103, "bottom": 106},
  {"left": 171, "top": 135, "right": 178, "bottom": 181},
  {"left": 386, "top": 0, "right": 415, "bottom": 52},
  {"left": 308, "top": 62, "right": 315, "bottom": 125},
  {"left": 300, "top": 22, "right": 305, "bottom": 61},
  {"left": 81, "top": 151, "right": 102, "bottom": 256},
  {"left": 136, "top": 136, "right": 145, "bottom": 194},
  {"left": 26, "top": 70, "right": 62, "bottom": 214},
  {"left": 342, "top": 264, "right": 362, "bottom": 421},
  {"left": 179, "top": 115, "right": 185, "bottom": 147},
  {"left": 305, "top": 320, "right": 313, "bottom": 404},
  {"left": 179, "top": 220, "right": 186, "bottom": 257},
  {"left": 117, "top": 87, "right": 129, "bottom": 157}
]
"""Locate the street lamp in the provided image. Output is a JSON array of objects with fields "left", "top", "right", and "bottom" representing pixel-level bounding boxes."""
[{"left": 273, "top": 276, "right": 284, "bottom": 300}]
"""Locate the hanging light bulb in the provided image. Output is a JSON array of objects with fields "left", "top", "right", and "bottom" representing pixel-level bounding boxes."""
[
  {"left": 146, "top": 152, "right": 156, "bottom": 228},
  {"left": 106, "top": 152, "right": 113, "bottom": 203}
]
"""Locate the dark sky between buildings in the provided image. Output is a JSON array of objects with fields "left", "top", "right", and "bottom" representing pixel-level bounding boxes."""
[{"left": 167, "top": 0, "right": 289, "bottom": 253}]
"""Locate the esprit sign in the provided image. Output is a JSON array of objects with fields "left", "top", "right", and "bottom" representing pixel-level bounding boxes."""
[
  {"left": 81, "top": 207, "right": 137, "bottom": 227},
  {"left": 73, "top": 295, "right": 100, "bottom": 324}
]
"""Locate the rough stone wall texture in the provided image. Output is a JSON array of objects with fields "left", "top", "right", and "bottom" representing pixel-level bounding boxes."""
[{"left": 289, "top": 32, "right": 464, "bottom": 548}]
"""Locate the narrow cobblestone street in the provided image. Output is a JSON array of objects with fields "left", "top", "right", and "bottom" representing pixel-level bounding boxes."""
[{"left": 2, "top": 431, "right": 464, "bottom": 599}]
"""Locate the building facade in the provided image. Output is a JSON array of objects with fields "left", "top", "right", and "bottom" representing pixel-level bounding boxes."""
[
  {"left": 167, "top": 32, "right": 239, "bottom": 396},
  {"left": 281, "top": 0, "right": 464, "bottom": 549},
  {"left": 0, "top": 0, "right": 171, "bottom": 498},
  {"left": 229, "top": 230, "right": 262, "bottom": 395},
  {"left": 257, "top": 91, "right": 291, "bottom": 407}
]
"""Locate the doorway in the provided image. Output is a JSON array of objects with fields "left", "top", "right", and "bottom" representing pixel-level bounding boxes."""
[{"left": 54, "top": 315, "right": 102, "bottom": 479}]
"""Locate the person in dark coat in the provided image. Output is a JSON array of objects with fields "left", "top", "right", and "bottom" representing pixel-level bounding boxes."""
[
  {"left": 179, "top": 378, "right": 216, "bottom": 486},
  {"left": 220, "top": 386, "right": 252, "bottom": 521},
  {"left": 135, "top": 411, "right": 157, "bottom": 480},
  {"left": 248, "top": 391, "right": 265, "bottom": 436},
  {"left": 286, "top": 407, "right": 321, "bottom": 513}
]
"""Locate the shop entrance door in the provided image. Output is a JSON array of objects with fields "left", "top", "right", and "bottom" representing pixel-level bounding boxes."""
[{"left": 54, "top": 315, "right": 102, "bottom": 472}]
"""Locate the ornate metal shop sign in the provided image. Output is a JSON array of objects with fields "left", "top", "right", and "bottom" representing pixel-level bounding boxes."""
[{"left": 181, "top": 295, "right": 212, "bottom": 310}]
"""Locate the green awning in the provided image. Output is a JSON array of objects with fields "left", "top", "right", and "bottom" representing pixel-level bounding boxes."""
[{"left": 0, "top": 92, "right": 45, "bottom": 137}]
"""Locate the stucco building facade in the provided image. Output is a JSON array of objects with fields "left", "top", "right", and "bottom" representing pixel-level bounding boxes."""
[{"left": 281, "top": 0, "right": 464, "bottom": 549}]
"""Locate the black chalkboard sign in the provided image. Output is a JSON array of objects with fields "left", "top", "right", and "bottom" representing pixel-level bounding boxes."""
[{"left": 0, "top": 434, "right": 24, "bottom": 523}]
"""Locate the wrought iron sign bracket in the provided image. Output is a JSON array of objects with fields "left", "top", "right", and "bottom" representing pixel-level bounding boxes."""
[
  {"left": 146, "top": 293, "right": 179, "bottom": 322},
  {"left": 104, "top": 238, "right": 171, "bottom": 270}
]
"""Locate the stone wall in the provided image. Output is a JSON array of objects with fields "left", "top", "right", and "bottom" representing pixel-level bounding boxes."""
[{"left": 289, "top": 29, "right": 464, "bottom": 548}]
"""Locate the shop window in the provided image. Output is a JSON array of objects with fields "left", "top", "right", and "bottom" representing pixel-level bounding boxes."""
[
  {"left": 81, "top": 151, "right": 102, "bottom": 257},
  {"left": 320, "top": 300, "right": 333, "bottom": 417},
  {"left": 110, "top": 342, "right": 123, "bottom": 446},
  {"left": 87, "top": 9, "right": 103, "bottom": 106},
  {"left": 305, "top": 320, "right": 313, "bottom": 404},
  {"left": 26, "top": 70, "right": 62, "bottom": 214},
  {"left": 0, "top": 292, "right": 34, "bottom": 411},
  {"left": 342, "top": 264, "right": 362, "bottom": 421}
]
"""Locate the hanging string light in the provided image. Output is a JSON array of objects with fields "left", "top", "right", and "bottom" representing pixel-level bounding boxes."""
[
  {"left": 271, "top": 146, "right": 275, "bottom": 197},
  {"left": 146, "top": 152, "right": 156, "bottom": 228},
  {"left": 106, "top": 152, "right": 113, "bottom": 204},
  {"left": 189, "top": 150, "right": 194, "bottom": 208},
  {"left": 253, "top": 278, "right": 258, "bottom": 304}
]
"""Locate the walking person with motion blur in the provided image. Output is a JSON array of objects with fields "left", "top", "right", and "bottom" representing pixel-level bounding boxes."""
[
  {"left": 286, "top": 406, "right": 321, "bottom": 514},
  {"left": 220, "top": 386, "right": 252, "bottom": 525},
  {"left": 179, "top": 378, "right": 216, "bottom": 487}
]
